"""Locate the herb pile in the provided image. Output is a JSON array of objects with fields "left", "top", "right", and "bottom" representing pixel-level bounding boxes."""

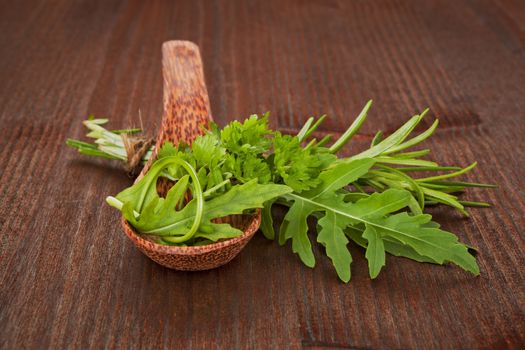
[{"left": 67, "top": 101, "right": 495, "bottom": 282}]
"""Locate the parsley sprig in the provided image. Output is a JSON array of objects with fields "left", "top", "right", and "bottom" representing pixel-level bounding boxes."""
[{"left": 67, "top": 101, "right": 495, "bottom": 282}]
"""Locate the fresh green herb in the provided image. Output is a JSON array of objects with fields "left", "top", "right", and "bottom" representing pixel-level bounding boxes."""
[{"left": 67, "top": 101, "right": 495, "bottom": 282}]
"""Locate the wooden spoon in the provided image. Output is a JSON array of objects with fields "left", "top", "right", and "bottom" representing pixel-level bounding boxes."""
[{"left": 121, "top": 41, "right": 261, "bottom": 270}]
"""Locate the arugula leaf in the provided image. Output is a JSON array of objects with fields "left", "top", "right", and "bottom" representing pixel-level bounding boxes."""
[
  {"left": 378, "top": 213, "right": 479, "bottom": 274},
  {"left": 121, "top": 177, "right": 291, "bottom": 238},
  {"left": 279, "top": 199, "right": 317, "bottom": 267},
  {"left": 115, "top": 156, "right": 193, "bottom": 212},
  {"left": 317, "top": 211, "right": 352, "bottom": 282},
  {"left": 333, "top": 188, "right": 412, "bottom": 220},
  {"left": 203, "top": 180, "right": 291, "bottom": 220},
  {"left": 344, "top": 213, "right": 478, "bottom": 274},
  {"left": 277, "top": 158, "right": 374, "bottom": 268},
  {"left": 260, "top": 199, "right": 276, "bottom": 239},
  {"left": 193, "top": 222, "right": 243, "bottom": 242},
  {"left": 304, "top": 158, "right": 375, "bottom": 198},
  {"left": 281, "top": 186, "right": 478, "bottom": 280},
  {"left": 362, "top": 224, "right": 385, "bottom": 278},
  {"left": 346, "top": 226, "right": 438, "bottom": 264}
]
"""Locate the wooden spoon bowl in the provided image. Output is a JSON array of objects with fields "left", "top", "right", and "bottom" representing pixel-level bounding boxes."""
[{"left": 121, "top": 41, "right": 260, "bottom": 270}]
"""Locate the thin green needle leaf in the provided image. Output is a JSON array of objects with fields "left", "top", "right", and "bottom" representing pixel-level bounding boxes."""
[
  {"left": 459, "top": 201, "right": 491, "bottom": 208},
  {"left": 303, "top": 138, "right": 317, "bottom": 151},
  {"left": 364, "top": 179, "right": 387, "bottom": 190},
  {"left": 296, "top": 117, "right": 314, "bottom": 142},
  {"left": 422, "top": 187, "right": 468, "bottom": 215},
  {"left": 66, "top": 139, "right": 124, "bottom": 160},
  {"left": 303, "top": 115, "right": 327, "bottom": 141},
  {"left": 329, "top": 100, "right": 372, "bottom": 153},
  {"left": 385, "top": 116, "right": 437, "bottom": 155},
  {"left": 66, "top": 139, "right": 99, "bottom": 150},
  {"left": 350, "top": 113, "right": 424, "bottom": 159},
  {"left": 203, "top": 179, "right": 231, "bottom": 197},
  {"left": 419, "top": 182, "right": 466, "bottom": 192},
  {"left": 79, "top": 148, "right": 123, "bottom": 160},
  {"left": 375, "top": 165, "right": 426, "bottom": 209},
  {"left": 374, "top": 157, "right": 438, "bottom": 167},
  {"left": 316, "top": 134, "right": 332, "bottom": 147},
  {"left": 371, "top": 130, "right": 383, "bottom": 146},
  {"left": 391, "top": 149, "right": 431, "bottom": 159},
  {"left": 428, "top": 181, "right": 497, "bottom": 188},
  {"left": 416, "top": 162, "right": 477, "bottom": 182},
  {"left": 396, "top": 166, "right": 462, "bottom": 172}
]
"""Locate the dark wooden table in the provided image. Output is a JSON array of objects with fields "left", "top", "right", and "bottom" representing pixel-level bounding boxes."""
[{"left": 1, "top": 0, "right": 524, "bottom": 348}]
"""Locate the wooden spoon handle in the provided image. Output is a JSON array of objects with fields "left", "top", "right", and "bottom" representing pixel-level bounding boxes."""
[
  {"left": 142, "top": 41, "right": 212, "bottom": 174},
  {"left": 160, "top": 41, "right": 212, "bottom": 145}
]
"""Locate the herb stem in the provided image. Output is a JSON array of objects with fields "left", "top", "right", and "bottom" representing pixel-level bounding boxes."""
[
  {"left": 106, "top": 196, "right": 140, "bottom": 218},
  {"left": 203, "top": 179, "right": 231, "bottom": 197}
]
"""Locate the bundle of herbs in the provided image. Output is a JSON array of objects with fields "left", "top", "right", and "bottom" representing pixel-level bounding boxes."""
[{"left": 67, "top": 101, "right": 495, "bottom": 282}]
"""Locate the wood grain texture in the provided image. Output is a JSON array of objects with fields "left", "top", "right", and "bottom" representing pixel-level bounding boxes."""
[{"left": 0, "top": 0, "right": 524, "bottom": 349}]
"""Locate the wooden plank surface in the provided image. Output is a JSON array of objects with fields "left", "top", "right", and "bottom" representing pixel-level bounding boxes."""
[{"left": 1, "top": 0, "right": 524, "bottom": 348}]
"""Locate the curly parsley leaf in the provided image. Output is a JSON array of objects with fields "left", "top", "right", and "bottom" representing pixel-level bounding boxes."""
[
  {"left": 272, "top": 132, "right": 328, "bottom": 192},
  {"left": 225, "top": 152, "right": 272, "bottom": 184},
  {"left": 192, "top": 133, "right": 225, "bottom": 168},
  {"left": 221, "top": 113, "right": 271, "bottom": 155}
]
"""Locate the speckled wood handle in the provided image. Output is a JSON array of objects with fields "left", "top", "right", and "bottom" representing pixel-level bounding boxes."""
[{"left": 142, "top": 41, "right": 212, "bottom": 173}]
